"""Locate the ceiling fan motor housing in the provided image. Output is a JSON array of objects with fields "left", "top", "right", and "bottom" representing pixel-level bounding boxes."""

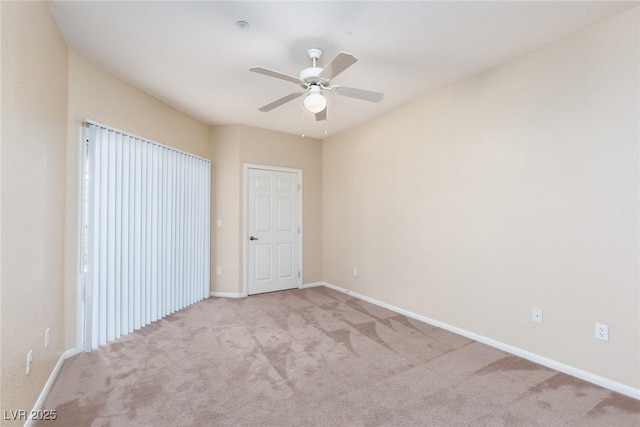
[{"left": 299, "top": 67, "right": 327, "bottom": 87}]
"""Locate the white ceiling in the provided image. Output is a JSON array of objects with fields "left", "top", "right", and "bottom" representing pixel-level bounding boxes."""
[{"left": 49, "top": 1, "right": 636, "bottom": 139}]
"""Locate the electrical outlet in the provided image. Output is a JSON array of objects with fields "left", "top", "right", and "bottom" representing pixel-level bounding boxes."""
[
  {"left": 45, "top": 328, "right": 50, "bottom": 348},
  {"left": 216, "top": 219, "right": 222, "bottom": 227},
  {"left": 216, "top": 267, "right": 222, "bottom": 275},
  {"left": 595, "top": 323, "right": 609, "bottom": 341},
  {"left": 26, "top": 350, "right": 33, "bottom": 374},
  {"left": 353, "top": 268, "right": 358, "bottom": 276},
  {"left": 532, "top": 308, "right": 543, "bottom": 324}
]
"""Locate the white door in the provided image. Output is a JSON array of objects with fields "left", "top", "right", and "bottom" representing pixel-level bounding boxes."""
[{"left": 247, "top": 167, "right": 301, "bottom": 295}]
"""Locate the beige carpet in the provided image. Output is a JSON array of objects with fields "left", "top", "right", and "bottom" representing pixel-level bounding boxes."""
[{"left": 40, "top": 287, "right": 639, "bottom": 426}]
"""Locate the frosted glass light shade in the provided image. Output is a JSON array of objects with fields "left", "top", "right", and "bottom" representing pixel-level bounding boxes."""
[{"left": 303, "top": 86, "right": 327, "bottom": 113}]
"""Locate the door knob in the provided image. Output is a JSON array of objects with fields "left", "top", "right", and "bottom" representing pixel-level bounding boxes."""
[{"left": 249, "top": 236, "right": 259, "bottom": 241}]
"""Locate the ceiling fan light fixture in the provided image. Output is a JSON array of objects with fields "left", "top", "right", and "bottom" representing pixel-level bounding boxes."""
[{"left": 303, "top": 86, "right": 326, "bottom": 113}]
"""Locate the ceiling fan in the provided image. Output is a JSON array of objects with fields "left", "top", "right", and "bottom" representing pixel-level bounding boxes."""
[{"left": 249, "top": 48, "right": 384, "bottom": 121}]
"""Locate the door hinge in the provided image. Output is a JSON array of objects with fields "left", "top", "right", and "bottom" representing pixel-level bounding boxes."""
[
  {"left": 297, "top": 271, "right": 301, "bottom": 278},
  {"left": 298, "top": 184, "right": 301, "bottom": 191},
  {"left": 298, "top": 227, "right": 301, "bottom": 234}
]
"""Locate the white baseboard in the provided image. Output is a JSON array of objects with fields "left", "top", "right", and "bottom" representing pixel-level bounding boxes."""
[
  {"left": 211, "top": 283, "right": 322, "bottom": 297},
  {"left": 25, "top": 348, "right": 80, "bottom": 427},
  {"left": 210, "top": 291, "right": 244, "bottom": 298},
  {"left": 320, "top": 281, "right": 640, "bottom": 400},
  {"left": 299, "top": 282, "right": 323, "bottom": 289}
]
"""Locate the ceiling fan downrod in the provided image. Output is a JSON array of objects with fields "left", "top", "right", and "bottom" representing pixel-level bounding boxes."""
[{"left": 307, "top": 48, "right": 323, "bottom": 67}]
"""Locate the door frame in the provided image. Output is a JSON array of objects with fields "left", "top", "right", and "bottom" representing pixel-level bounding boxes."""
[{"left": 242, "top": 163, "right": 303, "bottom": 296}]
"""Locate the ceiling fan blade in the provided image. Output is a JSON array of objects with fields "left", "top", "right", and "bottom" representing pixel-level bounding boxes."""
[
  {"left": 315, "top": 108, "right": 327, "bottom": 122},
  {"left": 332, "top": 86, "right": 384, "bottom": 103},
  {"left": 258, "top": 92, "right": 304, "bottom": 112},
  {"left": 319, "top": 52, "right": 358, "bottom": 80},
  {"left": 250, "top": 66, "right": 301, "bottom": 85}
]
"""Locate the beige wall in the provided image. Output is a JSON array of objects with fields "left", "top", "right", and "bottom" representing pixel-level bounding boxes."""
[
  {"left": 1, "top": 1, "right": 68, "bottom": 419},
  {"left": 212, "top": 125, "right": 322, "bottom": 295},
  {"left": 211, "top": 125, "right": 241, "bottom": 294},
  {"left": 64, "top": 53, "right": 212, "bottom": 348},
  {"left": 323, "top": 7, "right": 639, "bottom": 389}
]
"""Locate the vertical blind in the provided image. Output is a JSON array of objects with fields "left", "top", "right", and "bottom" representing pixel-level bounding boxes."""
[{"left": 83, "top": 121, "right": 210, "bottom": 351}]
